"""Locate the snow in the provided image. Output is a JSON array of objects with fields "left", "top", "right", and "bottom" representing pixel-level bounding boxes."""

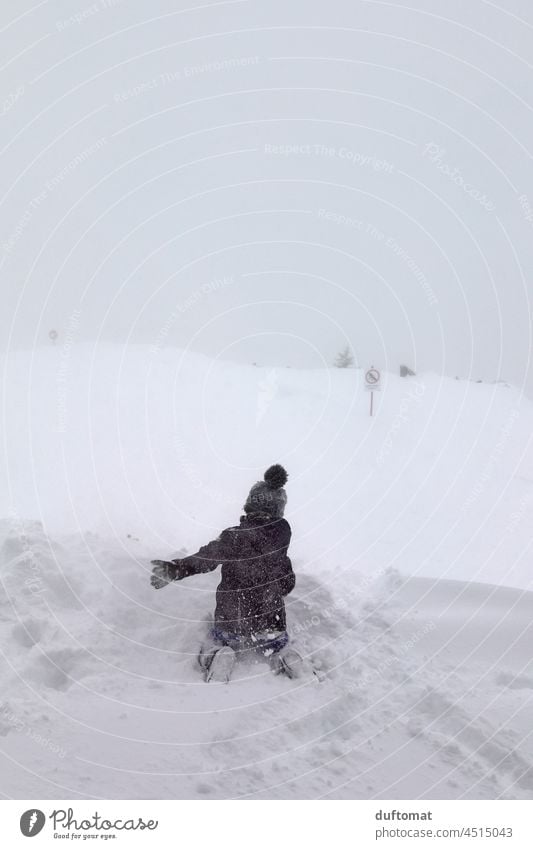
[{"left": 0, "top": 343, "right": 532, "bottom": 798}]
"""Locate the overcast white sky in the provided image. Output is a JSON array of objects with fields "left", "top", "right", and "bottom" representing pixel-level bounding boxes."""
[{"left": 1, "top": 0, "right": 532, "bottom": 391}]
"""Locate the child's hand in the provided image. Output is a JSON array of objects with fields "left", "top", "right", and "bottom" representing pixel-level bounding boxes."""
[{"left": 150, "top": 560, "right": 175, "bottom": 589}]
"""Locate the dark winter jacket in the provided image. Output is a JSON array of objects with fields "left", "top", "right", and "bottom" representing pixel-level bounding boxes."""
[{"left": 175, "top": 515, "right": 295, "bottom": 638}]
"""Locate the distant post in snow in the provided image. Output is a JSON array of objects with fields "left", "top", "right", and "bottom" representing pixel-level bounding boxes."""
[
  {"left": 49, "top": 329, "right": 58, "bottom": 345},
  {"left": 365, "top": 366, "right": 381, "bottom": 416}
]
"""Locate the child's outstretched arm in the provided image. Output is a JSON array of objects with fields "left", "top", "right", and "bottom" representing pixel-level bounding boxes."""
[
  {"left": 150, "top": 531, "right": 232, "bottom": 589},
  {"left": 177, "top": 531, "right": 232, "bottom": 577}
]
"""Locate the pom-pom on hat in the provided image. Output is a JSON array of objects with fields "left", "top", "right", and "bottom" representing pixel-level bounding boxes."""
[{"left": 244, "top": 464, "right": 288, "bottom": 518}]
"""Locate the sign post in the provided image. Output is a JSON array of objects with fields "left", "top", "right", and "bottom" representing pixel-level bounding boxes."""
[{"left": 365, "top": 366, "right": 381, "bottom": 416}]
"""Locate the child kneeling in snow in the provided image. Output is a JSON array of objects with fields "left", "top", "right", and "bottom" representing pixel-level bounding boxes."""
[{"left": 150, "top": 465, "right": 302, "bottom": 682}]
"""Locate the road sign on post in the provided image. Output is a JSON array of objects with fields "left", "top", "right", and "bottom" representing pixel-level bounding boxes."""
[{"left": 365, "top": 367, "right": 381, "bottom": 416}]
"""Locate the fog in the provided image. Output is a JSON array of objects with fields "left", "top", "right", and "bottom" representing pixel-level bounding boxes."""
[{"left": 1, "top": 0, "right": 531, "bottom": 389}]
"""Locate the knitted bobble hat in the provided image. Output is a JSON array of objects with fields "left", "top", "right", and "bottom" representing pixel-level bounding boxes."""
[{"left": 243, "top": 464, "right": 288, "bottom": 518}]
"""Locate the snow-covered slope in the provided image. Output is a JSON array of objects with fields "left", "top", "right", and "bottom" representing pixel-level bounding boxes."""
[
  {"left": 0, "top": 344, "right": 532, "bottom": 798},
  {"left": 1, "top": 343, "right": 533, "bottom": 587}
]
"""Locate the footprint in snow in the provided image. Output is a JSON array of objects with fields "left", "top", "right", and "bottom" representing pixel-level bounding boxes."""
[
  {"left": 496, "top": 671, "right": 533, "bottom": 691},
  {"left": 11, "top": 617, "right": 46, "bottom": 648},
  {"left": 24, "top": 647, "right": 92, "bottom": 691}
]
